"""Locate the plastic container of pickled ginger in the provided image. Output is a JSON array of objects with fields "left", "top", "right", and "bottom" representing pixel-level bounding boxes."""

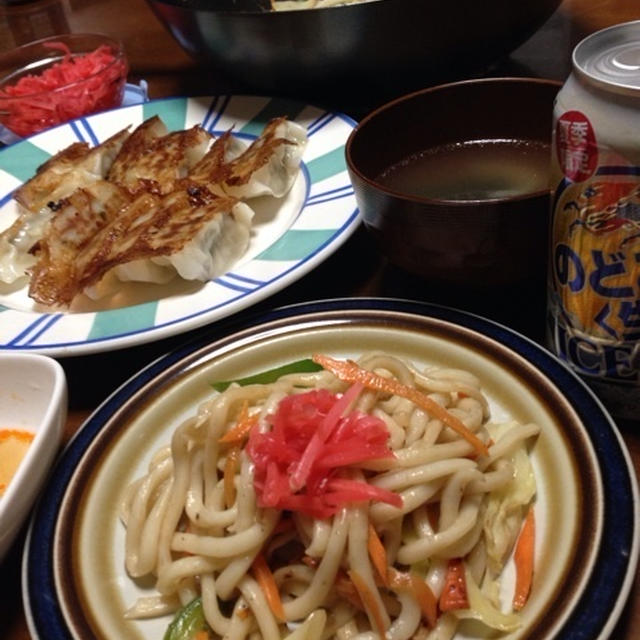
[{"left": 0, "top": 32, "right": 135, "bottom": 142}]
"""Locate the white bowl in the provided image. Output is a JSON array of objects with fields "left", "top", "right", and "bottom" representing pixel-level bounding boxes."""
[{"left": 0, "top": 352, "right": 67, "bottom": 561}]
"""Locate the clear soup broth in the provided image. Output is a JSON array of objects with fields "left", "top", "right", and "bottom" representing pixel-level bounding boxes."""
[{"left": 375, "top": 139, "right": 550, "bottom": 200}]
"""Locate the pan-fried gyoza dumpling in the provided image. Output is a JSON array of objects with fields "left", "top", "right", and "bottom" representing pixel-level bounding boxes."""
[
  {"left": 106, "top": 115, "right": 168, "bottom": 187},
  {"left": 107, "top": 117, "right": 213, "bottom": 195},
  {"left": 28, "top": 184, "right": 254, "bottom": 307},
  {"left": 25, "top": 181, "right": 132, "bottom": 301},
  {"left": 14, "top": 127, "right": 130, "bottom": 213},
  {"left": 3, "top": 114, "right": 306, "bottom": 306},
  {"left": 106, "top": 118, "right": 306, "bottom": 289},
  {"left": 0, "top": 128, "right": 130, "bottom": 284},
  {"left": 1, "top": 118, "right": 213, "bottom": 287},
  {"left": 113, "top": 188, "right": 254, "bottom": 286},
  {"left": 189, "top": 117, "right": 307, "bottom": 199}
]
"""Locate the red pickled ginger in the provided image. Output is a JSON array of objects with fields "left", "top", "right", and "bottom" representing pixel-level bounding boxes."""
[
  {"left": 246, "top": 386, "right": 402, "bottom": 519},
  {"left": 0, "top": 41, "right": 127, "bottom": 137}
]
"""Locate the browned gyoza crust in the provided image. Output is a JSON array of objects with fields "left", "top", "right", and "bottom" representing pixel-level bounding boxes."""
[
  {"left": 190, "top": 116, "right": 291, "bottom": 192},
  {"left": 13, "top": 128, "right": 130, "bottom": 212},
  {"left": 7, "top": 114, "right": 305, "bottom": 307},
  {"left": 107, "top": 117, "right": 212, "bottom": 195},
  {"left": 28, "top": 186, "right": 239, "bottom": 307}
]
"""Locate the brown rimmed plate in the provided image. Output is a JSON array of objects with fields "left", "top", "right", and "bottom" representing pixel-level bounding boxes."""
[{"left": 23, "top": 298, "right": 638, "bottom": 639}]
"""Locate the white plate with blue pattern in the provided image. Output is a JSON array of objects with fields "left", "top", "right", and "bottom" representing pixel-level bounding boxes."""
[{"left": 0, "top": 95, "right": 360, "bottom": 356}]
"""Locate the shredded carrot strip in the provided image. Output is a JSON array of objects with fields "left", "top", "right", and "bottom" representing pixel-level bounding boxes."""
[
  {"left": 409, "top": 573, "right": 438, "bottom": 628},
  {"left": 348, "top": 569, "right": 388, "bottom": 636},
  {"left": 367, "top": 523, "right": 389, "bottom": 587},
  {"left": 251, "top": 553, "right": 286, "bottom": 622},
  {"left": 194, "top": 631, "right": 210, "bottom": 640},
  {"left": 387, "top": 568, "right": 438, "bottom": 628},
  {"left": 219, "top": 401, "right": 259, "bottom": 444},
  {"left": 335, "top": 571, "right": 365, "bottom": 610},
  {"left": 439, "top": 558, "right": 469, "bottom": 612},
  {"left": 223, "top": 446, "right": 240, "bottom": 507},
  {"left": 312, "top": 354, "right": 489, "bottom": 457},
  {"left": 467, "top": 437, "right": 495, "bottom": 460},
  {"left": 513, "top": 505, "right": 535, "bottom": 611}
]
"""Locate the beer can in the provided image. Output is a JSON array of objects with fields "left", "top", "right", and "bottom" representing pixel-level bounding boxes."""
[{"left": 547, "top": 20, "right": 640, "bottom": 422}]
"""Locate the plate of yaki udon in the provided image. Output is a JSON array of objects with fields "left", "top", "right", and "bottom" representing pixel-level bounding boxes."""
[
  {"left": 0, "top": 95, "right": 359, "bottom": 355},
  {"left": 23, "top": 299, "right": 638, "bottom": 640}
]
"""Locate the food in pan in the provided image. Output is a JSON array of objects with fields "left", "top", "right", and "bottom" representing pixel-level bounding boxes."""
[
  {"left": 270, "top": 0, "right": 371, "bottom": 10},
  {"left": 120, "top": 352, "right": 539, "bottom": 639},
  {"left": 0, "top": 115, "right": 307, "bottom": 307}
]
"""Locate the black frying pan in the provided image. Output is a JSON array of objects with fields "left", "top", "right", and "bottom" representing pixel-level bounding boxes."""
[{"left": 147, "top": 0, "right": 562, "bottom": 105}]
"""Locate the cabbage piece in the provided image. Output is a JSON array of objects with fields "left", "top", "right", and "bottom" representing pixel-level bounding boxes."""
[
  {"left": 453, "top": 566, "right": 521, "bottom": 632},
  {"left": 483, "top": 421, "right": 537, "bottom": 576}
]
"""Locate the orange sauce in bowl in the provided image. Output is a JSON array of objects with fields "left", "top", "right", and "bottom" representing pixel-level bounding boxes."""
[{"left": 0, "top": 429, "right": 34, "bottom": 497}]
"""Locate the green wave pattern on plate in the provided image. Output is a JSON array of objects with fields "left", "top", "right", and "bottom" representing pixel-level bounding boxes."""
[
  {"left": 87, "top": 301, "right": 159, "bottom": 341},
  {"left": 143, "top": 97, "right": 189, "bottom": 133},
  {"left": 306, "top": 146, "right": 348, "bottom": 183},
  {"left": 257, "top": 229, "right": 337, "bottom": 261},
  {"left": 0, "top": 139, "right": 52, "bottom": 182}
]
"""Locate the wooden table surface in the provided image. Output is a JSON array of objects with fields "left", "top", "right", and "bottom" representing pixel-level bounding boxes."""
[{"left": 1, "top": 0, "right": 639, "bottom": 637}]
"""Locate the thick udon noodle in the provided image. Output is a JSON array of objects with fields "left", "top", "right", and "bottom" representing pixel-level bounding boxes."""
[{"left": 120, "top": 353, "right": 539, "bottom": 639}]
